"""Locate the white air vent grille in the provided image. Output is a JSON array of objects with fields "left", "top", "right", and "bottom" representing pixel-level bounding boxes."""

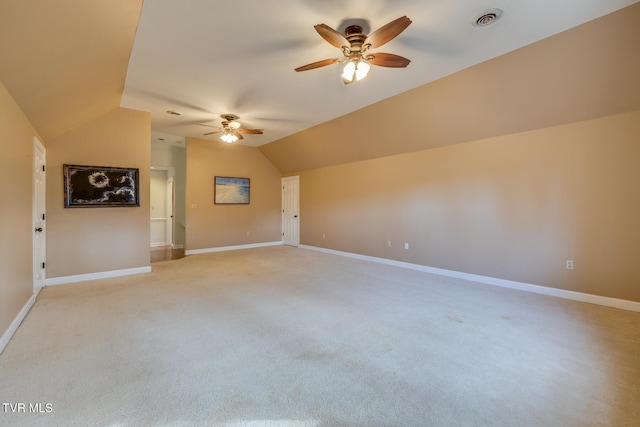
[{"left": 474, "top": 9, "right": 503, "bottom": 27}]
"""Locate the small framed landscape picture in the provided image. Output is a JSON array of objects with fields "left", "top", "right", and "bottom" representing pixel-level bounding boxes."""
[
  {"left": 214, "top": 176, "right": 250, "bottom": 205},
  {"left": 63, "top": 164, "right": 140, "bottom": 208}
]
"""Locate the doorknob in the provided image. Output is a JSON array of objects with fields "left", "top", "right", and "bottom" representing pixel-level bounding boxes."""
[
  {"left": 294, "top": 215, "right": 298, "bottom": 218},
  {"left": 35, "top": 227, "right": 43, "bottom": 232}
]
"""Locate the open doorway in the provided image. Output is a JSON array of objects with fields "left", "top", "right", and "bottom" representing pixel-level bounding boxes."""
[
  {"left": 150, "top": 132, "right": 187, "bottom": 261},
  {"left": 150, "top": 166, "right": 183, "bottom": 262}
]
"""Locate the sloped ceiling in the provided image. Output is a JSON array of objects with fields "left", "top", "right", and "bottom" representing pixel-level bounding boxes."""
[
  {"left": 122, "top": 0, "right": 639, "bottom": 148},
  {"left": 0, "top": 0, "right": 143, "bottom": 140},
  {"left": 258, "top": 3, "right": 640, "bottom": 174},
  {"left": 1, "top": 0, "right": 638, "bottom": 166}
]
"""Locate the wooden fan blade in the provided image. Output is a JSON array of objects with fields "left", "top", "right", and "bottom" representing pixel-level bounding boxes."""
[
  {"left": 238, "top": 128, "right": 263, "bottom": 135},
  {"left": 233, "top": 131, "right": 244, "bottom": 140},
  {"left": 367, "top": 52, "right": 411, "bottom": 68},
  {"left": 364, "top": 16, "right": 412, "bottom": 49},
  {"left": 203, "top": 130, "right": 222, "bottom": 135},
  {"left": 314, "top": 24, "right": 349, "bottom": 48},
  {"left": 295, "top": 58, "right": 341, "bottom": 72}
]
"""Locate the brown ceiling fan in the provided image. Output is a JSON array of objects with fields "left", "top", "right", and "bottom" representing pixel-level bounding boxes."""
[
  {"left": 295, "top": 16, "right": 412, "bottom": 84},
  {"left": 202, "top": 114, "right": 263, "bottom": 142}
]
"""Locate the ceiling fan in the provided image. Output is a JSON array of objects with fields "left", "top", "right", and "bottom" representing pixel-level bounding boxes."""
[
  {"left": 295, "top": 16, "right": 412, "bottom": 84},
  {"left": 202, "top": 114, "right": 264, "bottom": 143}
]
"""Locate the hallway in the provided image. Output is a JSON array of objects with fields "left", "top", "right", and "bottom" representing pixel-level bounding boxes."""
[{"left": 150, "top": 246, "right": 185, "bottom": 263}]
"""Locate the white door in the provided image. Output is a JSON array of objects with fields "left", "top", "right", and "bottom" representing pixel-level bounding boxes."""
[
  {"left": 166, "top": 176, "right": 174, "bottom": 247},
  {"left": 33, "top": 137, "right": 46, "bottom": 295},
  {"left": 150, "top": 169, "right": 169, "bottom": 247},
  {"left": 150, "top": 167, "right": 175, "bottom": 247},
  {"left": 282, "top": 176, "right": 300, "bottom": 247}
]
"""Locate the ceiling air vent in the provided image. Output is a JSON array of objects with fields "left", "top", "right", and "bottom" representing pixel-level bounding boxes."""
[{"left": 474, "top": 9, "right": 502, "bottom": 27}]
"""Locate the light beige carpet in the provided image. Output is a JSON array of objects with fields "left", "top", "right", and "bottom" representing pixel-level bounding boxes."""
[{"left": 1, "top": 246, "right": 639, "bottom": 426}]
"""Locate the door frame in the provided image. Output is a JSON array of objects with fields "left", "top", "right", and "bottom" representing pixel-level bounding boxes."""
[
  {"left": 32, "top": 137, "right": 46, "bottom": 295},
  {"left": 282, "top": 176, "right": 300, "bottom": 247},
  {"left": 150, "top": 166, "right": 175, "bottom": 247}
]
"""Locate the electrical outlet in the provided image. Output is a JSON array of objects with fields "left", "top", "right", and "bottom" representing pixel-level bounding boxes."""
[
  {"left": 404, "top": 243, "right": 409, "bottom": 250},
  {"left": 322, "top": 233, "right": 326, "bottom": 239},
  {"left": 246, "top": 231, "right": 251, "bottom": 236},
  {"left": 191, "top": 203, "right": 197, "bottom": 208},
  {"left": 566, "top": 260, "right": 574, "bottom": 270},
  {"left": 387, "top": 241, "right": 391, "bottom": 247}
]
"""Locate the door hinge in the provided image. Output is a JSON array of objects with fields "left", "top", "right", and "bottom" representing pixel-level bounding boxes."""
[
  {"left": 42, "top": 165, "right": 46, "bottom": 172},
  {"left": 42, "top": 213, "right": 45, "bottom": 220},
  {"left": 41, "top": 262, "right": 45, "bottom": 269}
]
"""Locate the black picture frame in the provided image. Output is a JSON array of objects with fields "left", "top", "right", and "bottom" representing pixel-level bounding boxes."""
[
  {"left": 63, "top": 164, "right": 140, "bottom": 208},
  {"left": 214, "top": 176, "right": 250, "bottom": 205}
]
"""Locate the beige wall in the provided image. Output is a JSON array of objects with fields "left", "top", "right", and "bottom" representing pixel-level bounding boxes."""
[
  {"left": 45, "top": 108, "right": 151, "bottom": 277},
  {"left": 298, "top": 111, "right": 640, "bottom": 302},
  {"left": 1, "top": 1, "right": 637, "bottom": 348},
  {"left": 186, "top": 138, "right": 282, "bottom": 250},
  {"left": 0, "top": 81, "right": 41, "bottom": 335},
  {"left": 260, "top": 4, "right": 640, "bottom": 303}
]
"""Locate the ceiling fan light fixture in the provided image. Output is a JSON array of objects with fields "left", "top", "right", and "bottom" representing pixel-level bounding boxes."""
[
  {"left": 355, "top": 60, "right": 370, "bottom": 80},
  {"left": 296, "top": 16, "right": 411, "bottom": 83},
  {"left": 221, "top": 132, "right": 238, "bottom": 143},
  {"left": 342, "top": 60, "right": 356, "bottom": 82},
  {"left": 342, "top": 59, "right": 370, "bottom": 83}
]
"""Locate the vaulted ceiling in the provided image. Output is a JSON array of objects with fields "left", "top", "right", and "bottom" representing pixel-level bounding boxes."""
[
  {"left": 0, "top": 0, "right": 143, "bottom": 140},
  {"left": 1, "top": 0, "right": 638, "bottom": 153}
]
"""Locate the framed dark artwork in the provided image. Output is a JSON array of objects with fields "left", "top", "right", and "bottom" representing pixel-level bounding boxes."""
[
  {"left": 63, "top": 164, "right": 140, "bottom": 208},
  {"left": 214, "top": 176, "right": 250, "bottom": 205}
]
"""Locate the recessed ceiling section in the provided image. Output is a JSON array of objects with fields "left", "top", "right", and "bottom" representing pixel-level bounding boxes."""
[{"left": 151, "top": 130, "right": 185, "bottom": 148}]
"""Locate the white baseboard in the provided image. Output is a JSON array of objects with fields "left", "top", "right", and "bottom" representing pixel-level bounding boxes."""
[
  {"left": 0, "top": 294, "right": 37, "bottom": 354},
  {"left": 149, "top": 243, "right": 184, "bottom": 249},
  {"left": 300, "top": 245, "right": 640, "bottom": 313},
  {"left": 45, "top": 266, "right": 152, "bottom": 287},
  {"left": 185, "top": 241, "right": 282, "bottom": 255}
]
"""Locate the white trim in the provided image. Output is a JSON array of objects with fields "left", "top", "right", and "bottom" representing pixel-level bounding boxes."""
[
  {"left": 300, "top": 245, "right": 640, "bottom": 313},
  {"left": 0, "top": 294, "right": 37, "bottom": 354},
  {"left": 33, "top": 136, "right": 45, "bottom": 152},
  {"left": 32, "top": 136, "right": 46, "bottom": 295},
  {"left": 45, "top": 266, "right": 152, "bottom": 287},
  {"left": 185, "top": 241, "right": 282, "bottom": 255},
  {"left": 149, "top": 243, "right": 184, "bottom": 249}
]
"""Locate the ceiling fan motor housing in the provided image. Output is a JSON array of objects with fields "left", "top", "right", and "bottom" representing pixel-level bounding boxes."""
[{"left": 345, "top": 25, "right": 367, "bottom": 53}]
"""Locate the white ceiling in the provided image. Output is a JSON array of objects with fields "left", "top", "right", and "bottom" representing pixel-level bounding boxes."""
[{"left": 120, "top": 0, "right": 639, "bottom": 148}]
